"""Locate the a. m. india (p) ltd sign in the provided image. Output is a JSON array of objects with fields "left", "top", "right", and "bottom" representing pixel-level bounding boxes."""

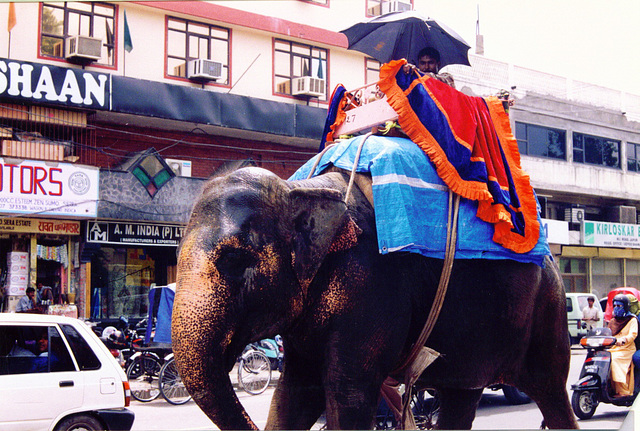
[{"left": 583, "top": 221, "right": 640, "bottom": 248}]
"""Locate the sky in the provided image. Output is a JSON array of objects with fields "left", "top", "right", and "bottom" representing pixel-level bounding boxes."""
[{"left": 414, "top": 0, "right": 640, "bottom": 97}]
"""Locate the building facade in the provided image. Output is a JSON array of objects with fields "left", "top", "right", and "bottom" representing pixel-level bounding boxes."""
[{"left": 0, "top": 1, "right": 639, "bottom": 320}]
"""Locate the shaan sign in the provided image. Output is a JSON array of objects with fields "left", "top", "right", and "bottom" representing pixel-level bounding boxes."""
[
  {"left": 583, "top": 221, "right": 640, "bottom": 248},
  {"left": 0, "top": 58, "right": 110, "bottom": 109}
]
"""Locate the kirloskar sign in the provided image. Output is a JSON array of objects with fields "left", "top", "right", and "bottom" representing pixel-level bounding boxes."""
[
  {"left": 0, "top": 58, "right": 110, "bottom": 109},
  {"left": 582, "top": 220, "right": 640, "bottom": 248},
  {"left": 0, "top": 217, "right": 80, "bottom": 234},
  {"left": 0, "top": 158, "right": 98, "bottom": 217},
  {"left": 87, "top": 221, "right": 184, "bottom": 246}
]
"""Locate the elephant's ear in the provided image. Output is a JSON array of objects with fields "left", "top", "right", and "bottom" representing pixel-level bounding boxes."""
[{"left": 289, "top": 187, "right": 347, "bottom": 286}]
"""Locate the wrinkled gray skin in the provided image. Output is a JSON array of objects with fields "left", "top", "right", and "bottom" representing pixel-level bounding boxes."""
[{"left": 172, "top": 166, "right": 578, "bottom": 430}]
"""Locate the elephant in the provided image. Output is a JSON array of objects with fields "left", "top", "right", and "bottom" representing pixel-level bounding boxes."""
[{"left": 172, "top": 165, "right": 578, "bottom": 430}]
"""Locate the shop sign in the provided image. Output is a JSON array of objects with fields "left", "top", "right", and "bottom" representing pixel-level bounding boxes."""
[
  {"left": 0, "top": 217, "right": 80, "bottom": 234},
  {"left": 582, "top": 220, "right": 640, "bottom": 248},
  {"left": 86, "top": 221, "right": 184, "bottom": 246},
  {"left": 0, "top": 58, "right": 110, "bottom": 109},
  {"left": 541, "top": 218, "right": 569, "bottom": 244},
  {"left": 0, "top": 159, "right": 98, "bottom": 217}
]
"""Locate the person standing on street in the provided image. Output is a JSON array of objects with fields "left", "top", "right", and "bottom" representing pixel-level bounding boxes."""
[{"left": 582, "top": 297, "right": 601, "bottom": 331}]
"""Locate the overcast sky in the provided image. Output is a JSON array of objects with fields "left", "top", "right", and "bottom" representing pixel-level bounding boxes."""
[{"left": 415, "top": 0, "right": 640, "bottom": 96}]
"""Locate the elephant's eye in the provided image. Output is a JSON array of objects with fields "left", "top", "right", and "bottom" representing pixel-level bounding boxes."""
[{"left": 216, "top": 248, "right": 257, "bottom": 281}]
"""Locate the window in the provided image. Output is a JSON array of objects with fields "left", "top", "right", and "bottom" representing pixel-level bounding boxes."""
[
  {"left": 166, "top": 17, "right": 230, "bottom": 85},
  {"left": 365, "top": 58, "right": 381, "bottom": 85},
  {"left": 573, "top": 132, "right": 620, "bottom": 168},
  {"left": 367, "top": 0, "right": 413, "bottom": 16},
  {"left": 559, "top": 257, "right": 587, "bottom": 293},
  {"left": 60, "top": 324, "right": 101, "bottom": 370},
  {"left": 515, "top": 122, "right": 566, "bottom": 160},
  {"left": 0, "top": 325, "right": 75, "bottom": 375},
  {"left": 628, "top": 143, "right": 640, "bottom": 172},
  {"left": 40, "top": 2, "right": 115, "bottom": 66},
  {"left": 274, "top": 39, "right": 327, "bottom": 101},
  {"left": 592, "top": 259, "right": 623, "bottom": 299}
]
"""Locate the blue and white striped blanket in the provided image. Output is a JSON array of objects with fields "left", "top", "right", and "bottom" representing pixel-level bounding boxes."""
[{"left": 289, "top": 135, "right": 551, "bottom": 266}]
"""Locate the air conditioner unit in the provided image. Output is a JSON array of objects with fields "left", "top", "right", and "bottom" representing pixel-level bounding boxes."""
[
  {"left": 382, "top": 0, "right": 412, "bottom": 13},
  {"left": 368, "top": 0, "right": 412, "bottom": 15},
  {"left": 185, "top": 59, "right": 223, "bottom": 81},
  {"left": 564, "top": 207, "right": 585, "bottom": 224},
  {"left": 165, "top": 159, "right": 192, "bottom": 177},
  {"left": 608, "top": 205, "right": 637, "bottom": 224},
  {"left": 291, "top": 76, "right": 325, "bottom": 98},
  {"left": 65, "top": 35, "right": 102, "bottom": 61}
]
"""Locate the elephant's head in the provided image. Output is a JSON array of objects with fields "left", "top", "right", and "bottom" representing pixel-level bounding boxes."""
[{"left": 172, "top": 167, "right": 351, "bottom": 429}]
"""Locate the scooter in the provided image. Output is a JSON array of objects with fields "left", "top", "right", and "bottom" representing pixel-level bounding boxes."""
[{"left": 571, "top": 327, "right": 640, "bottom": 419}]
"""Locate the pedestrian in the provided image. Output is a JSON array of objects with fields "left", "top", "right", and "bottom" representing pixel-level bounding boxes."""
[
  {"left": 16, "top": 287, "right": 37, "bottom": 313},
  {"left": 581, "top": 297, "right": 601, "bottom": 332}
]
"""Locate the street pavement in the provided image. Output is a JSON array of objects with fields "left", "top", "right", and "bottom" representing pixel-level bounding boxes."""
[{"left": 129, "top": 347, "right": 639, "bottom": 430}]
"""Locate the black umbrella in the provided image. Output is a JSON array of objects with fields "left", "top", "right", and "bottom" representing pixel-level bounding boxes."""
[{"left": 340, "top": 10, "right": 471, "bottom": 68}]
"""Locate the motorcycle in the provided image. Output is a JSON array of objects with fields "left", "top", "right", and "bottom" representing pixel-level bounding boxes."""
[
  {"left": 99, "top": 316, "right": 146, "bottom": 369},
  {"left": 571, "top": 327, "right": 640, "bottom": 419}
]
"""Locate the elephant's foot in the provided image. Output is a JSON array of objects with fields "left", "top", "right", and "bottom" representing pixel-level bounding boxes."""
[
  {"left": 435, "top": 387, "right": 483, "bottom": 430},
  {"left": 531, "top": 389, "right": 579, "bottom": 429}
]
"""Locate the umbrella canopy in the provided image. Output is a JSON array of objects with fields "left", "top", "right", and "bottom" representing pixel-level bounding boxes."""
[{"left": 340, "top": 10, "right": 471, "bottom": 68}]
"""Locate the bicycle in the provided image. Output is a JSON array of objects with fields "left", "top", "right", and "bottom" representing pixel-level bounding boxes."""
[
  {"left": 159, "top": 354, "right": 192, "bottom": 405},
  {"left": 237, "top": 348, "right": 272, "bottom": 395},
  {"left": 126, "top": 346, "right": 170, "bottom": 402}
]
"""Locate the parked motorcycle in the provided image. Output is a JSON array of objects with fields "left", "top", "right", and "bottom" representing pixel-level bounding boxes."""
[
  {"left": 99, "top": 316, "right": 146, "bottom": 369},
  {"left": 571, "top": 327, "right": 640, "bottom": 419}
]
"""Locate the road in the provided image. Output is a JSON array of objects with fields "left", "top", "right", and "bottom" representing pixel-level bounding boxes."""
[{"left": 129, "top": 347, "right": 638, "bottom": 430}]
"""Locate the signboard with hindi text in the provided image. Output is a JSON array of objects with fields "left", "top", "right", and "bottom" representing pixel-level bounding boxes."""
[
  {"left": 582, "top": 221, "right": 640, "bottom": 249},
  {"left": 0, "top": 217, "right": 80, "bottom": 235}
]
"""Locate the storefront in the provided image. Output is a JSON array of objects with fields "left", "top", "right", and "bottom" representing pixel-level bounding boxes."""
[
  {"left": 0, "top": 217, "right": 82, "bottom": 313},
  {"left": 559, "top": 220, "right": 640, "bottom": 300},
  {"left": 85, "top": 220, "right": 183, "bottom": 321},
  {"left": 0, "top": 159, "right": 98, "bottom": 313}
]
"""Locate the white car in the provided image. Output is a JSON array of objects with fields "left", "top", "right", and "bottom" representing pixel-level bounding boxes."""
[{"left": 0, "top": 313, "right": 134, "bottom": 431}]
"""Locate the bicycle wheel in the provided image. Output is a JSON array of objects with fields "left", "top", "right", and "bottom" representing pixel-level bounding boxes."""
[
  {"left": 126, "top": 354, "right": 162, "bottom": 402},
  {"left": 237, "top": 350, "right": 271, "bottom": 395},
  {"left": 159, "top": 358, "right": 192, "bottom": 405}
]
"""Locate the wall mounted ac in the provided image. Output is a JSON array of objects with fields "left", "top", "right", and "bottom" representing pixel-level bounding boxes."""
[
  {"left": 166, "top": 159, "right": 192, "bottom": 177},
  {"left": 368, "top": 0, "right": 412, "bottom": 15},
  {"left": 292, "top": 77, "right": 325, "bottom": 98},
  {"left": 65, "top": 35, "right": 102, "bottom": 61},
  {"left": 185, "top": 59, "right": 223, "bottom": 81},
  {"left": 564, "top": 207, "right": 585, "bottom": 224}
]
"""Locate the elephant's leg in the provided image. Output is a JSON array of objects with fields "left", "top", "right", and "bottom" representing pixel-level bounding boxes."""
[
  {"left": 265, "top": 352, "right": 325, "bottom": 430},
  {"left": 528, "top": 385, "right": 578, "bottom": 429},
  {"left": 435, "top": 387, "right": 483, "bottom": 430}
]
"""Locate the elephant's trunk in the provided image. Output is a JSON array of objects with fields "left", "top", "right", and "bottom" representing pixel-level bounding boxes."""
[{"left": 172, "top": 234, "right": 257, "bottom": 430}]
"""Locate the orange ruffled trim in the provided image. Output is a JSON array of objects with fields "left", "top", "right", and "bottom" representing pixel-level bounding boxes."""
[{"left": 378, "top": 60, "right": 540, "bottom": 254}]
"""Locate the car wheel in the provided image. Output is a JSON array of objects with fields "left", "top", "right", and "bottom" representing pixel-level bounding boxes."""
[
  {"left": 54, "top": 414, "right": 103, "bottom": 431},
  {"left": 502, "top": 385, "right": 531, "bottom": 405}
]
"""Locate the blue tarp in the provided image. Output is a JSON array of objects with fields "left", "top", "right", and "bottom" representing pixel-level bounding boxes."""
[
  {"left": 144, "top": 284, "right": 175, "bottom": 345},
  {"left": 289, "top": 135, "right": 551, "bottom": 266}
]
